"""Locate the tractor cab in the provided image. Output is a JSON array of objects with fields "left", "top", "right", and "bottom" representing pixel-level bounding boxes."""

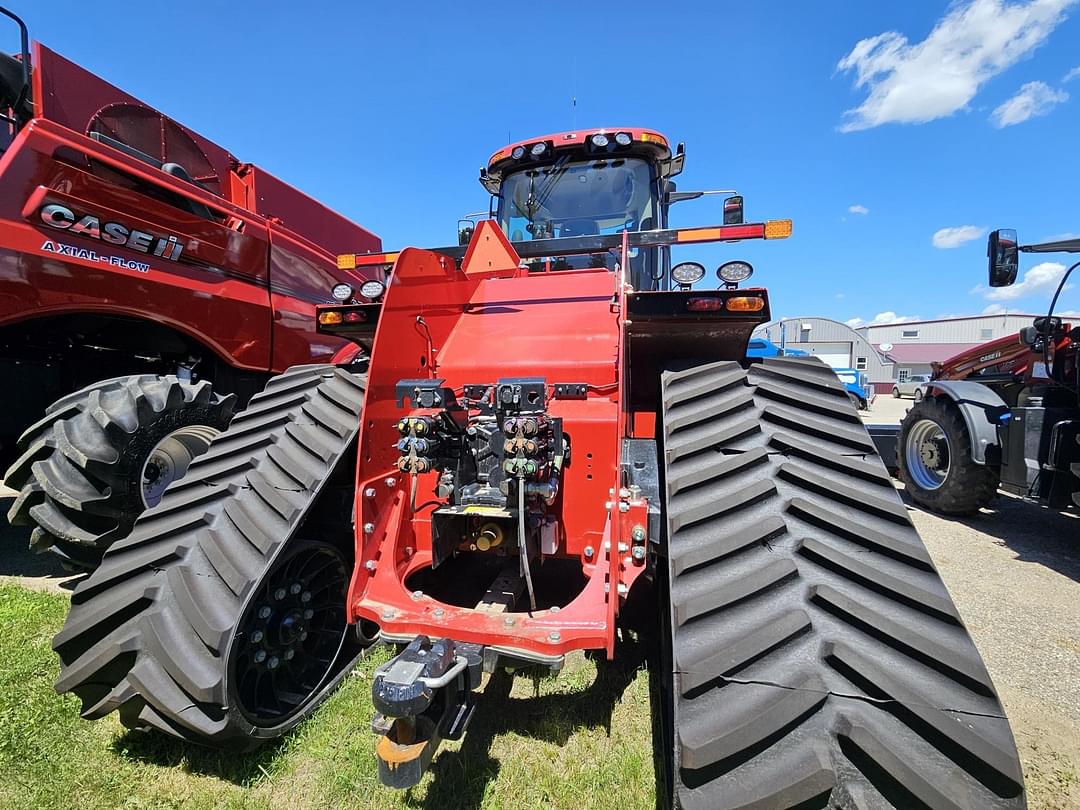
[{"left": 482, "top": 129, "right": 691, "bottom": 289}]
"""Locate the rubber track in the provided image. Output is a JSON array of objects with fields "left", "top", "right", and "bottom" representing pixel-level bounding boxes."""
[
  {"left": 6, "top": 375, "right": 235, "bottom": 557},
  {"left": 661, "top": 357, "right": 1024, "bottom": 809},
  {"left": 52, "top": 365, "right": 365, "bottom": 746}
]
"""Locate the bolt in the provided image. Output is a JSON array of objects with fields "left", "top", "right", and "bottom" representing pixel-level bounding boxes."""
[
  {"left": 301, "top": 591, "right": 312, "bottom": 603},
  {"left": 299, "top": 631, "right": 308, "bottom": 641},
  {"left": 284, "top": 649, "right": 295, "bottom": 660},
  {"left": 550, "top": 606, "right": 560, "bottom": 613},
  {"left": 548, "top": 631, "right": 561, "bottom": 642},
  {"left": 258, "top": 606, "right": 271, "bottom": 619},
  {"left": 631, "top": 525, "right": 646, "bottom": 543},
  {"left": 619, "top": 487, "right": 631, "bottom": 499},
  {"left": 303, "top": 609, "right": 314, "bottom": 619},
  {"left": 382, "top": 609, "right": 394, "bottom": 620},
  {"left": 363, "top": 522, "right": 376, "bottom": 534},
  {"left": 632, "top": 546, "right": 647, "bottom": 562},
  {"left": 619, "top": 502, "right": 630, "bottom": 513},
  {"left": 403, "top": 546, "right": 414, "bottom": 558},
  {"left": 290, "top": 583, "right": 302, "bottom": 595},
  {"left": 583, "top": 545, "right": 594, "bottom": 558},
  {"left": 384, "top": 477, "right": 397, "bottom": 488},
  {"left": 504, "top": 616, "right": 515, "bottom": 626},
  {"left": 608, "top": 487, "right": 615, "bottom": 496},
  {"left": 604, "top": 541, "right": 612, "bottom": 551},
  {"left": 628, "top": 484, "right": 642, "bottom": 498},
  {"left": 268, "top": 656, "right": 279, "bottom": 670},
  {"left": 254, "top": 649, "right": 266, "bottom": 663},
  {"left": 617, "top": 583, "right": 629, "bottom": 595},
  {"left": 411, "top": 589, "right": 423, "bottom": 600},
  {"left": 618, "top": 542, "right": 629, "bottom": 554},
  {"left": 274, "top": 587, "right": 286, "bottom": 601},
  {"left": 364, "top": 560, "right": 377, "bottom": 571},
  {"left": 250, "top": 630, "right": 264, "bottom": 643},
  {"left": 364, "top": 487, "right": 377, "bottom": 498},
  {"left": 434, "top": 608, "right": 445, "bottom": 618},
  {"left": 604, "top": 501, "right": 613, "bottom": 510},
  {"left": 624, "top": 556, "right": 633, "bottom": 566}
]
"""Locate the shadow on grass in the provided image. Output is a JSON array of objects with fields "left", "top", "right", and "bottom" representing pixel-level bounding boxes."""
[
  {"left": 110, "top": 728, "right": 288, "bottom": 786},
  {"left": 407, "top": 588, "right": 658, "bottom": 810}
]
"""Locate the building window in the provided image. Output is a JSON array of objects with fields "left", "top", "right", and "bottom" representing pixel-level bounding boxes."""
[
  {"left": 898, "top": 369, "right": 910, "bottom": 383},
  {"left": 855, "top": 356, "right": 867, "bottom": 370},
  {"left": 980, "top": 328, "right": 993, "bottom": 340},
  {"left": 799, "top": 323, "right": 812, "bottom": 342},
  {"left": 901, "top": 329, "right": 919, "bottom": 339}
]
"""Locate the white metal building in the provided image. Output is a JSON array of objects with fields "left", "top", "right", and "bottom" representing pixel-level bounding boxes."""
[
  {"left": 755, "top": 313, "right": 1040, "bottom": 393},
  {"left": 857, "top": 313, "right": 1039, "bottom": 388}
]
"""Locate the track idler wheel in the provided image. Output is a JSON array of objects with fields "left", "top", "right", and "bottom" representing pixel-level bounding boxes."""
[{"left": 372, "top": 636, "right": 482, "bottom": 788}]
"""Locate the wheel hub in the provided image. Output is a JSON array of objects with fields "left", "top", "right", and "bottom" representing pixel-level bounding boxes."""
[
  {"left": 141, "top": 425, "right": 220, "bottom": 508},
  {"left": 904, "top": 418, "right": 951, "bottom": 491}
]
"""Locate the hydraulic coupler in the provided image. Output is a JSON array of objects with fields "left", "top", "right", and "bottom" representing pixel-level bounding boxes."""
[{"left": 371, "top": 636, "right": 483, "bottom": 788}]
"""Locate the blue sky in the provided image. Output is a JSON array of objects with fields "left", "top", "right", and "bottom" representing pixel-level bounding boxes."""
[{"left": 22, "top": 0, "right": 1080, "bottom": 325}]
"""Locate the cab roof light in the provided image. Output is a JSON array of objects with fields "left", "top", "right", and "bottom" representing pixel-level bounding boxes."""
[
  {"left": 764, "top": 219, "right": 792, "bottom": 239},
  {"left": 336, "top": 254, "right": 356, "bottom": 270}
]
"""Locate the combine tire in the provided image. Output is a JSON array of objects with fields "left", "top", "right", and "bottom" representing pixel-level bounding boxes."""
[
  {"left": 53, "top": 365, "right": 366, "bottom": 748},
  {"left": 5, "top": 375, "right": 235, "bottom": 569},
  {"left": 659, "top": 357, "right": 1023, "bottom": 809},
  {"left": 898, "top": 396, "right": 998, "bottom": 515}
]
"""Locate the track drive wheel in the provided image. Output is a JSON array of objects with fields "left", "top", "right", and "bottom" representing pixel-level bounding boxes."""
[
  {"left": 659, "top": 357, "right": 1024, "bottom": 809},
  {"left": 53, "top": 365, "right": 366, "bottom": 747},
  {"left": 898, "top": 396, "right": 998, "bottom": 515},
  {"left": 5, "top": 375, "right": 236, "bottom": 570}
]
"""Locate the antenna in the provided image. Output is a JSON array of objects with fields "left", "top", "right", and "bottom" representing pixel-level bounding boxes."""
[{"left": 572, "top": 96, "right": 577, "bottom": 130}]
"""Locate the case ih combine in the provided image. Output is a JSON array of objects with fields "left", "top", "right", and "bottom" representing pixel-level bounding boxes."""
[
  {"left": 50, "top": 125, "right": 1026, "bottom": 808},
  {"left": 900, "top": 229, "right": 1080, "bottom": 515},
  {"left": 0, "top": 9, "right": 384, "bottom": 569}
]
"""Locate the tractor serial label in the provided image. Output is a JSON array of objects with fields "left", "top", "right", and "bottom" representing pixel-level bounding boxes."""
[{"left": 38, "top": 203, "right": 187, "bottom": 261}]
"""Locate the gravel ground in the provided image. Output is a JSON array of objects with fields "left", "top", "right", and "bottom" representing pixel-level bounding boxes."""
[{"left": 2, "top": 433, "right": 1078, "bottom": 806}]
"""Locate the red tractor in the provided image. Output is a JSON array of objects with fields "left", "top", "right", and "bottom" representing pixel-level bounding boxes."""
[
  {"left": 900, "top": 229, "right": 1080, "bottom": 514},
  {"left": 53, "top": 128, "right": 1025, "bottom": 808},
  {"left": 0, "top": 8, "right": 384, "bottom": 569}
]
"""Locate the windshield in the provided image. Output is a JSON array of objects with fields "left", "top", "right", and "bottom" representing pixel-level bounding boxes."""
[
  {"left": 497, "top": 156, "right": 656, "bottom": 240},
  {"left": 496, "top": 156, "right": 660, "bottom": 283}
]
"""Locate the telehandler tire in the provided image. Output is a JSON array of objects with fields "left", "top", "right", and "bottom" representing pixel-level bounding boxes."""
[
  {"left": 898, "top": 396, "right": 998, "bottom": 515},
  {"left": 6, "top": 375, "right": 235, "bottom": 570},
  {"left": 659, "top": 357, "right": 1024, "bottom": 809},
  {"left": 53, "top": 365, "right": 366, "bottom": 748}
]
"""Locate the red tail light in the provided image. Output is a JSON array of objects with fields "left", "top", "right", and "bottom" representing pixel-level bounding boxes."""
[
  {"left": 686, "top": 297, "right": 724, "bottom": 312},
  {"left": 345, "top": 310, "right": 367, "bottom": 323}
]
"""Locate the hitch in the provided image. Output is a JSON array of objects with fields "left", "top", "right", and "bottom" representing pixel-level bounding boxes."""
[{"left": 371, "top": 636, "right": 482, "bottom": 788}]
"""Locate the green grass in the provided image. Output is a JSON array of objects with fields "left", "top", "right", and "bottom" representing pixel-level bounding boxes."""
[{"left": 0, "top": 585, "right": 657, "bottom": 810}]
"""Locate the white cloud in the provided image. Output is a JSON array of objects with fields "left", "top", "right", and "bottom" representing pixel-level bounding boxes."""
[
  {"left": 985, "top": 260, "right": 1068, "bottom": 300},
  {"left": 982, "top": 303, "right": 1007, "bottom": 314},
  {"left": 848, "top": 204, "right": 870, "bottom": 215},
  {"left": 991, "top": 80, "right": 1069, "bottom": 126},
  {"left": 836, "top": 0, "right": 1076, "bottom": 132},
  {"left": 835, "top": 292, "right": 846, "bottom": 300},
  {"left": 846, "top": 311, "right": 921, "bottom": 329},
  {"left": 1065, "top": 66, "right": 1080, "bottom": 81},
  {"left": 933, "top": 225, "right": 987, "bottom": 248}
]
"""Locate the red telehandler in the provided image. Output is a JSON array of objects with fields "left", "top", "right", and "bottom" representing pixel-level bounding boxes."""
[
  {"left": 899, "top": 229, "right": 1080, "bottom": 514},
  {"left": 0, "top": 8, "right": 385, "bottom": 570},
  {"left": 53, "top": 128, "right": 1025, "bottom": 808}
]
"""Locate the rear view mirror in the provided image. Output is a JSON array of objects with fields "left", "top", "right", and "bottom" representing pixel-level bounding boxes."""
[
  {"left": 988, "top": 229, "right": 1018, "bottom": 288},
  {"left": 723, "top": 195, "right": 744, "bottom": 225},
  {"left": 458, "top": 219, "right": 475, "bottom": 246}
]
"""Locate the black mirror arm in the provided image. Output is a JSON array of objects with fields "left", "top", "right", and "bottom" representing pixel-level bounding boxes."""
[{"left": 1021, "top": 238, "right": 1080, "bottom": 253}]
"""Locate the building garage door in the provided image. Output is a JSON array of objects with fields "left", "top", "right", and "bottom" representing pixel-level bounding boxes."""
[{"left": 804, "top": 343, "right": 851, "bottom": 369}]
